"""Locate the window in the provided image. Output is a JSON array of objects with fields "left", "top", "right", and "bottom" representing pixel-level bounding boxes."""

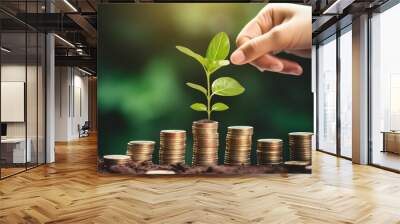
[
  {"left": 317, "top": 36, "right": 337, "bottom": 154},
  {"left": 370, "top": 3, "right": 400, "bottom": 171},
  {"left": 339, "top": 28, "right": 352, "bottom": 158}
]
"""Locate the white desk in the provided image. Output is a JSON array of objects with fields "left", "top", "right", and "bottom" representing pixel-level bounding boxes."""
[{"left": 1, "top": 138, "right": 31, "bottom": 163}]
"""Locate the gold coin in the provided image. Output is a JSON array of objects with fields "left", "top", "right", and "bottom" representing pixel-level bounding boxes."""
[
  {"left": 284, "top": 161, "right": 310, "bottom": 166},
  {"left": 226, "top": 134, "right": 252, "bottom": 139},
  {"left": 257, "top": 138, "right": 282, "bottom": 143},
  {"left": 227, "top": 126, "right": 254, "bottom": 135},
  {"left": 103, "top": 155, "right": 131, "bottom": 167},
  {"left": 193, "top": 120, "right": 218, "bottom": 128},
  {"left": 288, "top": 132, "right": 313, "bottom": 136},
  {"left": 193, "top": 140, "right": 219, "bottom": 145},
  {"left": 161, "top": 129, "right": 186, "bottom": 135},
  {"left": 128, "top": 140, "right": 155, "bottom": 146}
]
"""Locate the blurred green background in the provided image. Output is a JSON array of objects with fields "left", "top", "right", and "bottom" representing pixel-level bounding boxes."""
[{"left": 98, "top": 3, "right": 313, "bottom": 165}]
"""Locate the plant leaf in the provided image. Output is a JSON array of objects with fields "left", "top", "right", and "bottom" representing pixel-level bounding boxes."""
[
  {"left": 190, "top": 103, "right": 207, "bottom": 111},
  {"left": 186, "top": 82, "right": 207, "bottom": 96},
  {"left": 212, "top": 77, "right": 245, "bottom": 96},
  {"left": 207, "top": 60, "right": 230, "bottom": 74},
  {"left": 206, "top": 32, "right": 230, "bottom": 61},
  {"left": 212, "top": 102, "right": 229, "bottom": 111},
  {"left": 176, "top": 46, "right": 207, "bottom": 66}
]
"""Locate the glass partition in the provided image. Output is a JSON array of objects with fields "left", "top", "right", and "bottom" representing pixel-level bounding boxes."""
[
  {"left": 0, "top": 1, "right": 46, "bottom": 179},
  {"left": 27, "top": 30, "right": 38, "bottom": 169},
  {"left": 317, "top": 36, "right": 337, "bottom": 154},
  {"left": 1, "top": 30, "right": 28, "bottom": 177},
  {"left": 371, "top": 4, "right": 400, "bottom": 171}
]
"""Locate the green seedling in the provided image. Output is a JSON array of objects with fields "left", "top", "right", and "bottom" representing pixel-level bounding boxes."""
[{"left": 176, "top": 32, "right": 245, "bottom": 120}]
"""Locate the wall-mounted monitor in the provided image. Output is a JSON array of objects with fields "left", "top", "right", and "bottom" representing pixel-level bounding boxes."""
[
  {"left": 1, "top": 82, "right": 25, "bottom": 122},
  {"left": 1, "top": 123, "right": 7, "bottom": 137}
]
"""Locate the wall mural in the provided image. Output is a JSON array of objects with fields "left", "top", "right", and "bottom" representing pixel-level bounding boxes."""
[{"left": 98, "top": 3, "right": 313, "bottom": 175}]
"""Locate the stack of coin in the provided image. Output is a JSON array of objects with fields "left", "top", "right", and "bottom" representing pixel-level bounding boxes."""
[
  {"left": 224, "top": 126, "right": 253, "bottom": 165},
  {"left": 159, "top": 130, "right": 186, "bottom": 165},
  {"left": 103, "top": 155, "right": 131, "bottom": 168},
  {"left": 257, "top": 139, "right": 283, "bottom": 165},
  {"left": 192, "top": 120, "right": 219, "bottom": 166},
  {"left": 288, "top": 132, "right": 313, "bottom": 165},
  {"left": 126, "top": 140, "right": 155, "bottom": 163}
]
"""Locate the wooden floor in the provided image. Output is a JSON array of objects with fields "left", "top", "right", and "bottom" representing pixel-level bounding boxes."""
[
  {"left": 372, "top": 150, "right": 400, "bottom": 171},
  {"left": 1, "top": 167, "right": 26, "bottom": 178},
  {"left": 1, "top": 135, "right": 400, "bottom": 224}
]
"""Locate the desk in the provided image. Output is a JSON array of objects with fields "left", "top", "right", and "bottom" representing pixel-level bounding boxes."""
[
  {"left": 1, "top": 138, "right": 31, "bottom": 163},
  {"left": 382, "top": 131, "right": 400, "bottom": 154}
]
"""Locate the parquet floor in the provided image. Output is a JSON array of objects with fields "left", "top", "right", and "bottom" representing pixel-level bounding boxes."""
[
  {"left": 1, "top": 167, "right": 26, "bottom": 178},
  {"left": 1, "top": 135, "right": 400, "bottom": 224}
]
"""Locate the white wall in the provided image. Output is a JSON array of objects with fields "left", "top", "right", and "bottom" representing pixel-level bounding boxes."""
[
  {"left": 1, "top": 65, "right": 26, "bottom": 140},
  {"left": 55, "top": 67, "right": 89, "bottom": 141},
  {"left": 72, "top": 73, "right": 89, "bottom": 138},
  {"left": 1, "top": 64, "right": 40, "bottom": 138},
  {"left": 55, "top": 67, "right": 69, "bottom": 141}
]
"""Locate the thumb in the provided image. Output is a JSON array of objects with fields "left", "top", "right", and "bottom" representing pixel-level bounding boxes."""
[{"left": 230, "top": 24, "right": 291, "bottom": 65}]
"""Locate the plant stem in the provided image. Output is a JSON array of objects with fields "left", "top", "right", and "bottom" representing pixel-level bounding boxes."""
[{"left": 206, "top": 72, "right": 211, "bottom": 120}]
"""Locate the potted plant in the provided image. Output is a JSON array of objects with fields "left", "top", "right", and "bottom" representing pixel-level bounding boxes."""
[{"left": 176, "top": 32, "right": 246, "bottom": 166}]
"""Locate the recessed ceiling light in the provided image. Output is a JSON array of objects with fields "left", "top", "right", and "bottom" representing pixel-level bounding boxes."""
[
  {"left": 78, "top": 67, "right": 93, "bottom": 76},
  {"left": 54, "top": 34, "right": 75, "bottom": 48},
  {"left": 1, "top": 47, "right": 11, "bottom": 53},
  {"left": 63, "top": 0, "right": 78, "bottom": 12},
  {"left": 323, "top": 0, "right": 354, "bottom": 15}
]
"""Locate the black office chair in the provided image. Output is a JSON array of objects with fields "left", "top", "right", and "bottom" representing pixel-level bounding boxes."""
[{"left": 79, "top": 121, "right": 90, "bottom": 138}]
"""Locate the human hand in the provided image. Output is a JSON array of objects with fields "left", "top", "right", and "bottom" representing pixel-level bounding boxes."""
[{"left": 230, "top": 4, "right": 312, "bottom": 76}]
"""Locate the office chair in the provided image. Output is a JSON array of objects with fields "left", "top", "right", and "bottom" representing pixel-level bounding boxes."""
[{"left": 79, "top": 121, "right": 90, "bottom": 138}]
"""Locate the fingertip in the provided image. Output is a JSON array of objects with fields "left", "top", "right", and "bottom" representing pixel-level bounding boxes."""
[
  {"left": 230, "top": 50, "right": 246, "bottom": 65},
  {"left": 287, "top": 67, "right": 303, "bottom": 76},
  {"left": 295, "top": 66, "right": 303, "bottom": 75}
]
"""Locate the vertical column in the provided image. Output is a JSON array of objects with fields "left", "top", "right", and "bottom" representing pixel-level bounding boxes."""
[
  {"left": 88, "top": 77, "right": 97, "bottom": 132},
  {"left": 312, "top": 45, "right": 317, "bottom": 150},
  {"left": 54, "top": 67, "right": 73, "bottom": 141},
  {"left": 336, "top": 30, "right": 341, "bottom": 156},
  {"left": 352, "top": 14, "right": 369, "bottom": 164},
  {"left": 46, "top": 1, "right": 55, "bottom": 163}
]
